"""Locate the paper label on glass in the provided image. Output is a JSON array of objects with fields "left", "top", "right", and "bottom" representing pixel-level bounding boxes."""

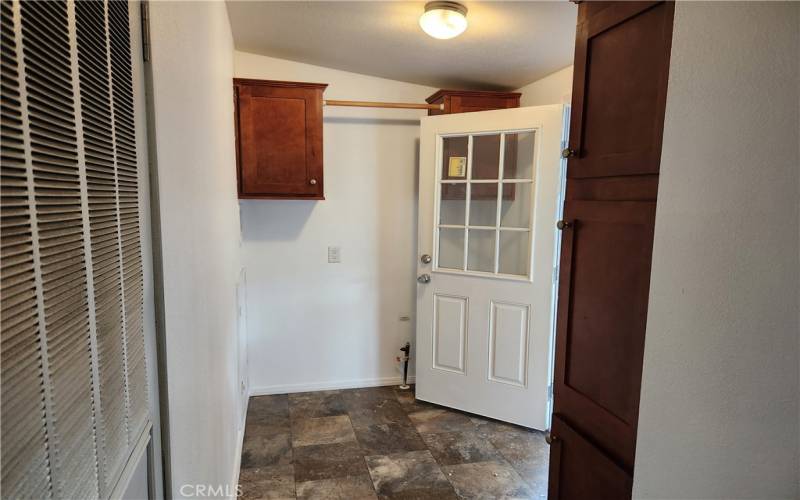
[{"left": 448, "top": 157, "right": 466, "bottom": 178}]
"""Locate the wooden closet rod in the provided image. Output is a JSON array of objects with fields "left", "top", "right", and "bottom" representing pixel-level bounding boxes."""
[{"left": 323, "top": 99, "right": 444, "bottom": 111}]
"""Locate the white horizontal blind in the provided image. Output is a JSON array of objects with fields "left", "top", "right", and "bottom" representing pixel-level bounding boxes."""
[
  {"left": 0, "top": 0, "right": 53, "bottom": 497},
  {"left": 108, "top": 0, "right": 147, "bottom": 443},
  {"left": 0, "top": 1, "right": 148, "bottom": 498}
]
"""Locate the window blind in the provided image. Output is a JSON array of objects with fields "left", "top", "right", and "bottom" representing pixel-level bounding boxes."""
[{"left": 0, "top": 1, "right": 149, "bottom": 498}]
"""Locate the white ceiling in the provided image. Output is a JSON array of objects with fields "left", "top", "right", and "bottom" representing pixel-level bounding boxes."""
[{"left": 226, "top": 1, "right": 577, "bottom": 90}]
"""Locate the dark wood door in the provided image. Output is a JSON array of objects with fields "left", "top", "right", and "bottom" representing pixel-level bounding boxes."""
[{"left": 549, "top": 2, "right": 674, "bottom": 498}]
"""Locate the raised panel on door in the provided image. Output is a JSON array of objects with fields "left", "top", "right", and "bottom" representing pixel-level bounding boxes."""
[
  {"left": 568, "top": 1, "right": 674, "bottom": 178},
  {"left": 553, "top": 200, "right": 656, "bottom": 469},
  {"left": 548, "top": 416, "right": 632, "bottom": 500},
  {"left": 488, "top": 301, "right": 530, "bottom": 387},
  {"left": 432, "top": 294, "right": 467, "bottom": 374}
]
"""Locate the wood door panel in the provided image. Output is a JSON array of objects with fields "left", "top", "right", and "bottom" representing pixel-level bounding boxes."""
[
  {"left": 548, "top": 416, "right": 632, "bottom": 500},
  {"left": 242, "top": 95, "right": 308, "bottom": 188},
  {"left": 568, "top": 1, "right": 674, "bottom": 179},
  {"left": 566, "top": 175, "right": 659, "bottom": 202},
  {"left": 554, "top": 200, "right": 656, "bottom": 468}
]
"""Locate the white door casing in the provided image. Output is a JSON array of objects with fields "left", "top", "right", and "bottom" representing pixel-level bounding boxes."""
[{"left": 415, "top": 105, "right": 567, "bottom": 429}]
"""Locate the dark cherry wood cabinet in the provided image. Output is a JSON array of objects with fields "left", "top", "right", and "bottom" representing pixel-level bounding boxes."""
[
  {"left": 234, "top": 79, "right": 328, "bottom": 199},
  {"left": 426, "top": 89, "right": 521, "bottom": 116},
  {"left": 549, "top": 2, "right": 675, "bottom": 499}
]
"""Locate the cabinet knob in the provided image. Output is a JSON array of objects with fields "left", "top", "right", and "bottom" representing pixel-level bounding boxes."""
[{"left": 309, "top": 178, "right": 318, "bottom": 185}]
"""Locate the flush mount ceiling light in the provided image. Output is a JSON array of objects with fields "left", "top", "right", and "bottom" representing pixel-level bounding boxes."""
[{"left": 419, "top": 1, "right": 468, "bottom": 40}]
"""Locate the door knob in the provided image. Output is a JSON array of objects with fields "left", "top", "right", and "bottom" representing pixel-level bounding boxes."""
[
  {"left": 420, "top": 254, "right": 432, "bottom": 264},
  {"left": 417, "top": 274, "right": 431, "bottom": 284},
  {"left": 545, "top": 430, "right": 557, "bottom": 445},
  {"left": 556, "top": 220, "right": 572, "bottom": 230},
  {"left": 561, "top": 148, "right": 575, "bottom": 159},
  {"left": 309, "top": 178, "right": 318, "bottom": 185}
]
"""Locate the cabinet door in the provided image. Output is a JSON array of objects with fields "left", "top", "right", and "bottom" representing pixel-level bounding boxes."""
[
  {"left": 553, "top": 199, "right": 656, "bottom": 469},
  {"left": 548, "top": 416, "right": 632, "bottom": 500},
  {"left": 549, "top": 2, "right": 674, "bottom": 498},
  {"left": 236, "top": 81, "right": 324, "bottom": 199},
  {"left": 567, "top": 1, "right": 674, "bottom": 179}
]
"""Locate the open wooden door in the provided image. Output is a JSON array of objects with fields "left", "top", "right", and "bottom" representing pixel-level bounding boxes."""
[{"left": 548, "top": 2, "right": 675, "bottom": 499}]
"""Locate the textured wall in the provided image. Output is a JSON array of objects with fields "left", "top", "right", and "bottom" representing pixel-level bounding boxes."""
[
  {"left": 515, "top": 66, "right": 573, "bottom": 107},
  {"left": 148, "top": 2, "right": 244, "bottom": 496},
  {"left": 634, "top": 3, "right": 800, "bottom": 498}
]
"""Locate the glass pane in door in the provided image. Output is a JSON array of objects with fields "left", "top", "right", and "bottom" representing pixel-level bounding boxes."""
[
  {"left": 467, "top": 229, "right": 496, "bottom": 273},
  {"left": 441, "top": 136, "right": 469, "bottom": 181},
  {"left": 498, "top": 230, "right": 530, "bottom": 276},
  {"left": 500, "top": 182, "right": 532, "bottom": 228},
  {"left": 438, "top": 228, "right": 465, "bottom": 270},
  {"left": 469, "top": 183, "right": 498, "bottom": 227},
  {"left": 471, "top": 134, "right": 500, "bottom": 180},
  {"left": 440, "top": 183, "right": 466, "bottom": 225},
  {"left": 503, "top": 131, "right": 535, "bottom": 180}
]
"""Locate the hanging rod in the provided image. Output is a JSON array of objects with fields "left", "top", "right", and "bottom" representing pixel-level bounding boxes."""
[{"left": 323, "top": 99, "right": 444, "bottom": 111}]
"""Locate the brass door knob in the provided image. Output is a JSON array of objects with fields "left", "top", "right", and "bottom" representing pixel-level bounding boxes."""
[
  {"left": 556, "top": 220, "right": 572, "bottom": 230},
  {"left": 561, "top": 148, "right": 575, "bottom": 159}
]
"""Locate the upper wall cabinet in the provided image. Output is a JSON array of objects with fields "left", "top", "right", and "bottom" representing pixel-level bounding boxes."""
[
  {"left": 426, "top": 89, "right": 521, "bottom": 116},
  {"left": 234, "top": 79, "right": 328, "bottom": 199}
]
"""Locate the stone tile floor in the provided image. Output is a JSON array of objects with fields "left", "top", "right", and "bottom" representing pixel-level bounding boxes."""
[{"left": 238, "top": 385, "right": 549, "bottom": 499}]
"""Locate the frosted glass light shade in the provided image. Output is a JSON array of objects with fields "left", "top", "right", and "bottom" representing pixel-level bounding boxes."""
[{"left": 420, "top": 2, "right": 468, "bottom": 40}]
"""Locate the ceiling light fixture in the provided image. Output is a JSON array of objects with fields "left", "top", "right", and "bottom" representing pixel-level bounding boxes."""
[{"left": 419, "top": 1, "right": 468, "bottom": 40}]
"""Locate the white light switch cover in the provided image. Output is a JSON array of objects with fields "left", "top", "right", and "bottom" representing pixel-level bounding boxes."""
[{"left": 327, "top": 246, "right": 341, "bottom": 263}]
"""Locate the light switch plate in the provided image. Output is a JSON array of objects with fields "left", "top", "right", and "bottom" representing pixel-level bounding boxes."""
[{"left": 327, "top": 246, "right": 341, "bottom": 263}]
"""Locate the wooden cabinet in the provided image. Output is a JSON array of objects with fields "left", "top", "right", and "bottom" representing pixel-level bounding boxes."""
[
  {"left": 549, "top": 2, "right": 674, "bottom": 499},
  {"left": 234, "top": 78, "right": 328, "bottom": 199},
  {"left": 426, "top": 89, "right": 521, "bottom": 116}
]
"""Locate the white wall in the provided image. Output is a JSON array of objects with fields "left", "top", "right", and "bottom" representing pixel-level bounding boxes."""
[
  {"left": 236, "top": 52, "right": 436, "bottom": 394},
  {"left": 634, "top": 2, "right": 800, "bottom": 499},
  {"left": 147, "top": 3, "right": 244, "bottom": 498},
  {"left": 515, "top": 66, "right": 573, "bottom": 107}
]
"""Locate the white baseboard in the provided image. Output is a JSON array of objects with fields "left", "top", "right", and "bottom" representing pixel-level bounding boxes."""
[{"left": 249, "top": 375, "right": 417, "bottom": 396}]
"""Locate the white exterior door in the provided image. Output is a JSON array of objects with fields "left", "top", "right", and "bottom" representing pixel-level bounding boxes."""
[{"left": 415, "top": 105, "right": 567, "bottom": 430}]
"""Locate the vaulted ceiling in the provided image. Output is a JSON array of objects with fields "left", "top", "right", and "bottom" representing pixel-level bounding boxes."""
[{"left": 226, "top": 1, "right": 577, "bottom": 90}]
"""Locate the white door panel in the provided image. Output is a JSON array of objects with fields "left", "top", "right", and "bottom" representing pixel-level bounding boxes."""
[
  {"left": 416, "top": 105, "right": 567, "bottom": 429},
  {"left": 433, "top": 294, "right": 468, "bottom": 374}
]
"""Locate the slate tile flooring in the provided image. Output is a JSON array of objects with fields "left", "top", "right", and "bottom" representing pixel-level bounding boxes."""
[{"left": 238, "top": 385, "right": 549, "bottom": 499}]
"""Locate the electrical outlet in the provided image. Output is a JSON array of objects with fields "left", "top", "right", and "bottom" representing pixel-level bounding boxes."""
[{"left": 327, "top": 246, "right": 341, "bottom": 263}]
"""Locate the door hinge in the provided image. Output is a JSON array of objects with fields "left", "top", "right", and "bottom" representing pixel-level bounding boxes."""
[
  {"left": 552, "top": 265, "right": 559, "bottom": 284},
  {"left": 547, "top": 383, "right": 554, "bottom": 400},
  {"left": 141, "top": 1, "right": 151, "bottom": 62}
]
